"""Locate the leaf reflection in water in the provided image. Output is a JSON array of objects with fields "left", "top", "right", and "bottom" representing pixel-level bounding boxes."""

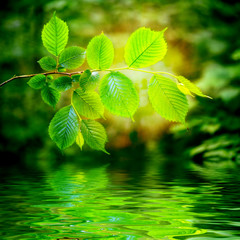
[{"left": 1, "top": 162, "right": 240, "bottom": 239}]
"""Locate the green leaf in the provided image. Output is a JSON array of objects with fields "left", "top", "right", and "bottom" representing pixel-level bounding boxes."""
[
  {"left": 231, "top": 48, "right": 240, "bottom": 60},
  {"left": 79, "top": 70, "right": 100, "bottom": 91},
  {"left": 58, "top": 67, "right": 66, "bottom": 72},
  {"left": 51, "top": 76, "right": 72, "bottom": 92},
  {"left": 38, "top": 56, "right": 57, "bottom": 71},
  {"left": 41, "top": 12, "right": 68, "bottom": 56},
  {"left": 177, "top": 84, "right": 194, "bottom": 97},
  {"left": 72, "top": 88, "right": 104, "bottom": 119},
  {"left": 86, "top": 33, "right": 114, "bottom": 70},
  {"left": 47, "top": 75, "right": 54, "bottom": 81},
  {"left": 148, "top": 75, "right": 188, "bottom": 123},
  {"left": 176, "top": 76, "right": 212, "bottom": 99},
  {"left": 125, "top": 27, "right": 167, "bottom": 68},
  {"left": 72, "top": 74, "right": 81, "bottom": 82},
  {"left": 81, "top": 119, "right": 109, "bottom": 154},
  {"left": 99, "top": 71, "right": 139, "bottom": 119},
  {"left": 79, "top": 69, "right": 91, "bottom": 86},
  {"left": 76, "top": 130, "right": 84, "bottom": 150},
  {"left": 27, "top": 74, "right": 46, "bottom": 89},
  {"left": 59, "top": 46, "right": 86, "bottom": 69},
  {"left": 49, "top": 105, "right": 79, "bottom": 150},
  {"left": 41, "top": 85, "right": 60, "bottom": 108}
]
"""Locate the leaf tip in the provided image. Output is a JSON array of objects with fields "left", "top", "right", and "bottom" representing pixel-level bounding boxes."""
[
  {"left": 103, "top": 149, "right": 110, "bottom": 155},
  {"left": 162, "top": 27, "right": 168, "bottom": 33}
]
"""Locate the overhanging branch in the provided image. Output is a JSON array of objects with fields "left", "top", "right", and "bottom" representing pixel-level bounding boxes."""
[{"left": 0, "top": 71, "right": 84, "bottom": 88}]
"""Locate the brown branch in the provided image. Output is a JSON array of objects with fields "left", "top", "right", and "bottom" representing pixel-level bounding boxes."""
[{"left": 0, "top": 71, "right": 84, "bottom": 88}]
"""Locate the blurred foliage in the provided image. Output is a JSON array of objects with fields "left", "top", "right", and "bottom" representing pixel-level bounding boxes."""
[
  {"left": 159, "top": 1, "right": 240, "bottom": 165},
  {"left": 0, "top": 0, "right": 240, "bottom": 164}
]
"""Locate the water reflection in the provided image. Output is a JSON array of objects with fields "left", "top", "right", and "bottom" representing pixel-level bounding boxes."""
[{"left": 1, "top": 156, "right": 240, "bottom": 239}]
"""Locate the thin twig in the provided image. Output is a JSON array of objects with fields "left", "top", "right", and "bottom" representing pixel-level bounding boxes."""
[{"left": 0, "top": 71, "right": 84, "bottom": 88}]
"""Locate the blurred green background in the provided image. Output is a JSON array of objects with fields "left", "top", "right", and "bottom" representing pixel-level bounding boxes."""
[{"left": 1, "top": 0, "right": 240, "bottom": 168}]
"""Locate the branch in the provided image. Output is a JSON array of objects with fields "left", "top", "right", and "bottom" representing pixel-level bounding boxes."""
[
  {"left": 0, "top": 71, "right": 84, "bottom": 88},
  {"left": 0, "top": 67, "right": 177, "bottom": 88}
]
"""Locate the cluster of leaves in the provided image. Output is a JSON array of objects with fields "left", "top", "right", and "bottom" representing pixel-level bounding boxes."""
[{"left": 27, "top": 13, "right": 210, "bottom": 153}]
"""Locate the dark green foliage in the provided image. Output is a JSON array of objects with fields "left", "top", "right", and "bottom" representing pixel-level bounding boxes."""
[
  {"left": 51, "top": 76, "right": 72, "bottom": 92},
  {"left": 41, "top": 85, "right": 60, "bottom": 108},
  {"left": 38, "top": 56, "right": 57, "bottom": 71},
  {"left": 27, "top": 74, "right": 46, "bottom": 89}
]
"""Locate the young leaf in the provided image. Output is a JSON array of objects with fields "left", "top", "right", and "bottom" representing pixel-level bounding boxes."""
[
  {"left": 59, "top": 46, "right": 86, "bottom": 69},
  {"left": 76, "top": 130, "right": 84, "bottom": 150},
  {"left": 27, "top": 74, "right": 46, "bottom": 89},
  {"left": 99, "top": 71, "right": 139, "bottom": 119},
  {"left": 176, "top": 76, "right": 212, "bottom": 99},
  {"left": 49, "top": 105, "right": 79, "bottom": 150},
  {"left": 86, "top": 33, "right": 114, "bottom": 70},
  {"left": 42, "top": 12, "right": 68, "bottom": 56},
  {"left": 79, "top": 70, "right": 100, "bottom": 91},
  {"left": 38, "top": 56, "right": 57, "bottom": 71},
  {"left": 148, "top": 75, "right": 188, "bottom": 123},
  {"left": 125, "top": 27, "right": 167, "bottom": 68},
  {"left": 81, "top": 119, "right": 109, "bottom": 154},
  {"left": 51, "top": 76, "right": 72, "bottom": 92},
  {"left": 72, "top": 88, "right": 104, "bottom": 119},
  {"left": 41, "top": 85, "right": 60, "bottom": 108},
  {"left": 177, "top": 83, "right": 194, "bottom": 97}
]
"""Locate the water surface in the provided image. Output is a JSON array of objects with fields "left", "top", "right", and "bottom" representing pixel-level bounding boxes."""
[{"left": 1, "top": 157, "right": 240, "bottom": 240}]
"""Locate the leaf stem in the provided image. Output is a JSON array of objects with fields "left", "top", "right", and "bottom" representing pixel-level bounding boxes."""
[
  {"left": 91, "top": 67, "right": 129, "bottom": 72},
  {"left": 56, "top": 56, "right": 59, "bottom": 69},
  {"left": 71, "top": 92, "right": 82, "bottom": 122},
  {"left": 92, "top": 67, "right": 177, "bottom": 79},
  {"left": 128, "top": 68, "right": 177, "bottom": 78}
]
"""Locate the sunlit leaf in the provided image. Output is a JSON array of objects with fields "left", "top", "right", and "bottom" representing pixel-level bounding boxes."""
[
  {"left": 99, "top": 71, "right": 139, "bottom": 119},
  {"left": 41, "top": 85, "right": 60, "bottom": 108},
  {"left": 27, "top": 74, "right": 46, "bottom": 89},
  {"left": 177, "top": 84, "right": 194, "bottom": 97},
  {"left": 125, "top": 27, "right": 167, "bottom": 68},
  {"left": 148, "top": 75, "right": 188, "bottom": 123},
  {"left": 59, "top": 46, "right": 85, "bottom": 69},
  {"left": 49, "top": 105, "right": 79, "bottom": 150},
  {"left": 76, "top": 130, "right": 84, "bottom": 150},
  {"left": 87, "top": 33, "right": 114, "bottom": 70},
  {"left": 38, "top": 56, "right": 57, "bottom": 71},
  {"left": 81, "top": 119, "right": 109, "bottom": 154},
  {"left": 41, "top": 12, "right": 68, "bottom": 56},
  {"left": 72, "top": 88, "right": 104, "bottom": 119},
  {"left": 176, "top": 76, "right": 212, "bottom": 99}
]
